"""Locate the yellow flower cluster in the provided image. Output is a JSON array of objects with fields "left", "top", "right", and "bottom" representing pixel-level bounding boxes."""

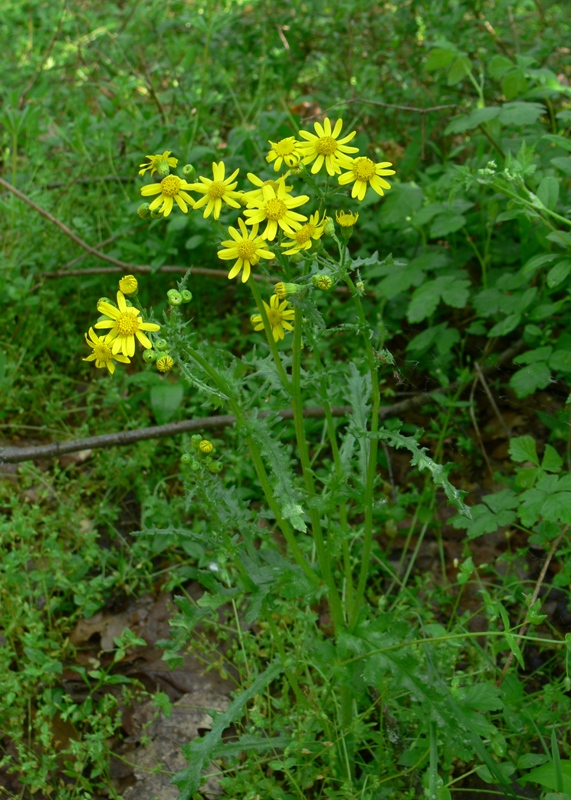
[{"left": 82, "top": 275, "right": 161, "bottom": 375}]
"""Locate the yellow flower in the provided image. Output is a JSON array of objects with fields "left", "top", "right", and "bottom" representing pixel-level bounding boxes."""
[
  {"left": 218, "top": 218, "right": 275, "bottom": 283},
  {"left": 118, "top": 275, "right": 138, "bottom": 295},
  {"left": 338, "top": 157, "right": 395, "bottom": 201},
  {"left": 298, "top": 118, "right": 359, "bottom": 176},
  {"left": 156, "top": 355, "right": 175, "bottom": 373},
  {"left": 187, "top": 161, "right": 242, "bottom": 219},
  {"left": 83, "top": 328, "right": 130, "bottom": 375},
  {"left": 266, "top": 137, "right": 302, "bottom": 171},
  {"left": 140, "top": 174, "right": 195, "bottom": 216},
  {"left": 199, "top": 439, "right": 214, "bottom": 454},
  {"left": 95, "top": 291, "right": 161, "bottom": 357},
  {"left": 335, "top": 209, "right": 359, "bottom": 227},
  {"left": 280, "top": 211, "right": 327, "bottom": 255},
  {"left": 138, "top": 151, "right": 178, "bottom": 177},
  {"left": 251, "top": 294, "right": 295, "bottom": 342},
  {"left": 244, "top": 182, "right": 309, "bottom": 241},
  {"left": 243, "top": 173, "right": 294, "bottom": 205}
]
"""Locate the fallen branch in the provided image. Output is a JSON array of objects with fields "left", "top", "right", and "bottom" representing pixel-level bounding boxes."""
[{"left": 0, "top": 339, "right": 523, "bottom": 464}]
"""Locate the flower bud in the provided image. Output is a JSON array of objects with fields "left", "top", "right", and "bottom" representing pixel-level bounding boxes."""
[
  {"left": 191, "top": 434, "right": 203, "bottom": 448},
  {"left": 119, "top": 275, "right": 138, "bottom": 295},
  {"left": 209, "top": 461, "right": 223, "bottom": 474},
  {"left": 167, "top": 289, "right": 183, "bottom": 306},
  {"left": 312, "top": 274, "right": 333, "bottom": 291},
  {"left": 190, "top": 458, "right": 201, "bottom": 472},
  {"left": 290, "top": 252, "right": 303, "bottom": 264},
  {"left": 323, "top": 217, "right": 335, "bottom": 237},
  {"left": 143, "top": 349, "right": 157, "bottom": 363},
  {"left": 155, "top": 338, "right": 169, "bottom": 351},
  {"left": 150, "top": 208, "right": 163, "bottom": 219},
  {"left": 180, "top": 452, "right": 193, "bottom": 464},
  {"left": 182, "top": 164, "right": 196, "bottom": 180},
  {"left": 274, "top": 282, "right": 302, "bottom": 300},
  {"left": 137, "top": 203, "right": 151, "bottom": 219},
  {"left": 156, "top": 355, "right": 175, "bottom": 373},
  {"left": 156, "top": 160, "right": 171, "bottom": 178},
  {"left": 98, "top": 297, "right": 112, "bottom": 308},
  {"left": 356, "top": 280, "right": 365, "bottom": 292},
  {"left": 181, "top": 289, "right": 192, "bottom": 303},
  {"left": 199, "top": 439, "right": 214, "bottom": 454}
]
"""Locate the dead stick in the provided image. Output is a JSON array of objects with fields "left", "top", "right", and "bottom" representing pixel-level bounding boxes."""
[{"left": 0, "top": 340, "right": 524, "bottom": 465}]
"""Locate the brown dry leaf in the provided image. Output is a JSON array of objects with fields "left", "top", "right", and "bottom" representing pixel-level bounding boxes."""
[{"left": 121, "top": 691, "right": 228, "bottom": 800}]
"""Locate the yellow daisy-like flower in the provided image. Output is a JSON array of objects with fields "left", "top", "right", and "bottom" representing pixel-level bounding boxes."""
[
  {"left": 218, "top": 218, "right": 275, "bottom": 283},
  {"left": 298, "top": 118, "right": 359, "bottom": 176},
  {"left": 335, "top": 209, "right": 359, "bottom": 227},
  {"left": 244, "top": 182, "right": 309, "bottom": 241},
  {"left": 280, "top": 211, "right": 327, "bottom": 255},
  {"left": 138, "top": 151, "right": 178, "bottom": 177},
  {"left": 242, "top": 173, "right": 294, "bottom": 205},
  {"left": 83, "top": 328, "right": 131, "bottom": 375},
  {"left": 251, "top": 294, "right": 295, "bottom": 342},
  {"left": 266, "top": 137, "right": 302, "bottom": 171},
  {"left": 95, "top": 291, "right": 161, "bottom": 357},
  {"left": 187, "top": 161, "right": 242, "bottom": 220},
  {"left": 118, "top": 274, "right": 138, "bottom": 295},
  {"left": 140, "top": 174, "right": 195, "bottom": 217},
  {"left": 338, "top": 157, "right": 395, "bottom": 201}
]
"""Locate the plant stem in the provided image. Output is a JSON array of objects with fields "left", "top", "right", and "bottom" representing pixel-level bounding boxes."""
[{"left": 249, "top": 279, "right": 291, "bottom": 393}]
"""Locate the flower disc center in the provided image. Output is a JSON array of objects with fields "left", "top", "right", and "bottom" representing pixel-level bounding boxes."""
[
  {"left": 161, "top": 175, "right": 182, "bottom": 197},
  {"left": 208, "top": 181, "right": 227, "bottom": 199},
  {"left": 295, "top": 224, "right": 314, "bottom": 244},
  {"left": 353, "top": 158, "right": 375, "bottom": 181},
  {"left": 267, "top": 309, "right": 282, "bottom": 325},
  {"left": 316, "top": 136, "right": 338, "bottom": 155},
  {"left": 264, "top": 198, "right": 288, "bottom": 221},
  {"left": 276, "top": 138, "right": 296, "bottom": 155},
  {"left": 116, "top": 312, "right": 140, "bottom": 335},
  {"left": 94, "top": 343, "right": 112, "bottom": 360},
  {"left": 237, "top": 241, "right": 257, "bottom": 259}
]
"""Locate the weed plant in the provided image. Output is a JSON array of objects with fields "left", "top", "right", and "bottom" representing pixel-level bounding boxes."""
[{"left": 1, "top": 0, "right": 571, "bottom": 798}]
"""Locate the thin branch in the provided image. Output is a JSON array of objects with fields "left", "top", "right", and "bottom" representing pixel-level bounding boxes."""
[
  {"left": 0, "top": 339, "right": 524, "bottom": 465},
  {"left": 304, "top": 97, "right": 461, "bottom": 121}
]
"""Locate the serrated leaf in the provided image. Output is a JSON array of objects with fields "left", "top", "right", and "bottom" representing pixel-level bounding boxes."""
[
  {"left": 441, "top": 278, "right": 470, "bottom": 307},
  {"left": 549, "top": 349, "right": 571, "bottom": 372},
  {"left": 458, "top": 683, "right": 504, "bottom": 711},
  {"left": 502, "top": 68, "right": 528, "bottom": 100},
  {"left": 488, "top": 55, "right": 514, "bottom": 80},
  {"left": 509, "top": 362, "right": 551, "bottom": 398},
  {"left": 498, "top": 101, "right": 545, "bottom": 126},
  {"left": 509, "top": 436, "right": 539, "bottom": 465},
  {"left": 430, "top": 213, "right": 466, "bottom": 237},
  {"left": 444, "top": 106, "right": 500, "bottom": 135},
  {"left": 514, "top": 346, "right": 553, "bottom": 365}
]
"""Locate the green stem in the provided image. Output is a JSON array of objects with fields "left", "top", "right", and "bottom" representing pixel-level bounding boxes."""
[
  {"left": 265, "top": 614, "right": 309, "bottom": 711},
  {"left": 291, "top": 307, "right": 344, "bottom": 630},
  {"left": 249, "top": 279, "right": 291, "bottom": 393},
  {"left": 344, "top": 274, "right": 381, "bottom": 632},
  {"left": 186, "top": 345, "right": 316, "bottom": 585}
]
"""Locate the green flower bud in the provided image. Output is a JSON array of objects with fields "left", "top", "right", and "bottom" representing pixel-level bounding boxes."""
[
  {"left": 143, "top": 349, "right": 157, "bottom": 363},
  {"left": 274, "top": 282, "right": 302, "bottom": 300},
  {"left": 355, "top": 280, "right": 365, "bottom": 292},
  {"left": 312, "top": 274, "right": 333, "bottom": 290},
  {"left": 156, "top": 160, "right": 171, "bottom": 178},
  {"left": 155, "top": 338, "right": 169, "bottom": 351},
  {"left": 98, "top": 297, "right": 112, "bottom": 307},
  {"left": 190, "top": 459, "right": 201, "bottom": 472},
  {"left": 167, "top": 289, "right": 183, "bottom": 306},
  {"left": 181, "top": 289, "right": 193, "bottom": 303},
  {"left": 290, "top": 252, "right": 303, "bottom": 264},
  {"left": 182, "top": 164, "right": 196, "bottom": 180},
  {"left": 209, "top": 461, "right": 223, "bottom": 474},
  {"left": 150, "top": 208, "right": 163, "bottom": 219},
  {"left": 191, "top": 434, "right": 203, "bottom": 448},
  {"left": 323, "top": 218, "right": 335, "bottom": 237},
  {"left": 180, "top": 452, "right": 193, "bottom": 464},
  {"left": 137, "top": 203, "right": 151, "bottom": 219}
]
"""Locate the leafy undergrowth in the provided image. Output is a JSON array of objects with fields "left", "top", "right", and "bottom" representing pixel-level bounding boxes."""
[{"left": 2, "top": 0, "right": 571, "bottom": 798}]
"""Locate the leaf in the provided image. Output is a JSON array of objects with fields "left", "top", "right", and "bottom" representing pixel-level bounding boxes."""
[
  {"left": 547, "top": 260, "right": 571, "bottom": 288},
  {"left": 551, "top": 156, "right": 571, "bottom": 175},
  {"left": 447, "top": 55, "right": 472, "bottom": 85},
  {"left": 173, "top": 661, "right": 283, "bottom": 798},
  {"left": 451, "top": 490, "right": 518, "bottom": 539},
  {"left": 549, "top": 349, "right": 571, "bottom": 372},
  {"left": 444, "top": 106, "right": 500, "bottom": 135},
  {"left": 498, "top": 101, "right": 545, "bottom": 126},
  {"left": 537, "top": 176, "right": 560, "bottom": 211},
  {"left": 542, "top": 134, "right": 571, "bottom": 152},
  {"left": 514, "top": 346, "right": 553, "bottom": 365},
  {"left": 425, "top": 47, "right": 457, "bottom": 72},
  {"left": 509, "top": 436, "right": 539, "bottom": 465},
  {"left": 525, "top": 761, "right": 571, "bottom": 793},
  {"left": 502, "top": 68, "right": 528, "bottom": 100},
  {"left": 150, "top": 382, "right": 184, "bottom": 425},
  {"left": 380, "top": 183, "right": 423, "bottom": 227},
  {"left": 457, "top": 683, "right": 504, "bottom": 711},
  {"left": 407, "top": 276, "right": 470, "bottom": 323},
  {"left": 488, "top": 313, "right": 521, "bottom": 337},
  {"left": 522, "top": 253, "right": 558, "bottom": 276},
  {"left": 488, "top": 55, "right": 514, "bottom": 80},
  {"left": 509, "top": 362, "right": 551, "bottom": 398},
  {"left": 430, "top": 213, "right": 466, "bottom": 237}
]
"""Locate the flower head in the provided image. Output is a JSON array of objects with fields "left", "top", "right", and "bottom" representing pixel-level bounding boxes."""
[
  {"left": 338, "top": 157, "right": 395, "bottom": 201},
  {"left": 140, "top": 174, "right": 196, "bottom": 216},
  {"left": 139, "top": 151, "right": 178, "bottom": 177},
  {"left": 313, "top": 274, "right": 333, "bottom": 291},
  {"left": 157, "top": 355, "right": 175, "bottom": 373},
  {"left": 83, "top": 328, "right": 131, "bottom": 375},
  {"left": 251, "top": 294, "right": 295, "bottom": 342},
  {"left": 187, "top": 161, "right": 242, "bottom": 219},
  {"left": 119, "top": 275, "right": 138, "bottom": 295},
  {"left": 218, "top": 218, "right": 275, "bottom": 283},
  {"left": 243, "top": 173, "right": 293, "bottom": 205},
  {"left": 95, "top": 291, "right": 161, "bottom": 357},
  {"left": 199, "top": 439, "right": 214, "bottom": 454},
  {"left": 274, "top": 282, "right": 303, "bottom": 300},
  {"left": 280, "top": 211, "right": 327, "bottom": 255},
  {"left": 335, "top": 209, "right": 359, "bottom": 227},
  {"left": 298, "top": 118, "right": 359, "bottom": 176},
  {"left": 243, "top": 182, "right": 309, "bottom": 241},
  {"left": 266, "top": 137, "right": 302, "bottom": 171}
]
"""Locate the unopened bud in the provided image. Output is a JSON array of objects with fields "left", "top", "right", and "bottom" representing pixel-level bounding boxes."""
[
  {"left": 143, "top": 349, "right": 157, "bottom": 363},
  {"left": 150, "top": 208, "right": 163, "bottom": 219},
  {"left": 323, "top": 218, "right": 335, "bottom": 237},
  {"left": 181, "top": 289, "right": 192, "bottom": 303},
  {"left": 182, "top": 164, "right": 196, "bottom": 180},
  {"left": 155, "top": 338, "right": 169, "bottom": 351},
  {"left": 156, "top": 160, "right": 171, "bottom": 178},
  {"left": 167, "top": 289, "right": 183, "bottom": 306},
  {"left": 209, "top": 461, "right": 223, "bottom": 473},
  {"left": 290, "top": 252, "right": 303, "bottom": 264},
  {"left": 180, "top": 452, "right": 193, "bottom": 464},
  {"left": 274, "top": 282, "right": 302, "bottom": 300},
  {"left": 199, "top": 439, "right": 214, "bottom": 454},
  {"left": 355, "top": 280, "right": 365, "bottom": 292},
  {"left": 191, "top": 434, "right": 203, "bottom": 448},
  {"left": 137, "top": 203, "right": 151, "bottom": 219},
  {"left": 119, "top": 275, "right": 138, "bottom": 295},
  {"left": 312, "top": 274, "right": 333, "bottom": 291},
  {"left": 156, "top": 355, "right": 175, "bottom": 372}
]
